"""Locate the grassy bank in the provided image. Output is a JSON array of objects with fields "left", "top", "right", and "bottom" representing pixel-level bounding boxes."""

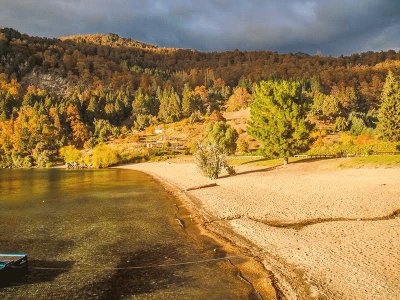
[
  {"left": 337, "top": 155, "right": 400, "bottom": 168},
  {"left": 228, "top": 155, "right": 400, "bottom": 169},
  {"left": 228, "top": 156, "right": 308, "bottom": 167}
]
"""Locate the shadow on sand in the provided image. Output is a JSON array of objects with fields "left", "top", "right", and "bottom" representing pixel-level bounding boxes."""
[
  {"left": 219, "top": 166, "right": 277, "bottom": 179},
  {"left": 220, "top": 157, "right": 338, "bottom": 179}
]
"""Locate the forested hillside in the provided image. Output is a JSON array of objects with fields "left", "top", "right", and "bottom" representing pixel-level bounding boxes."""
[{"left": 1, "top": 27, "right": 400, "bottom": 168}]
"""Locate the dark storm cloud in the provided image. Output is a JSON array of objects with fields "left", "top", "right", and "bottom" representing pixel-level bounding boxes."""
[{"left": 0, "top": 0, "right": 399, "bottom": 55}]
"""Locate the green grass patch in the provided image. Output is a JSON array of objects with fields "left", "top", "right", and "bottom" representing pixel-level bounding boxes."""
[
  {"left": 338, "top": 155, "right": 400, "bottom": 168},
  {"left": 227, "top": 156, "right": 307, "bottom": 167}
]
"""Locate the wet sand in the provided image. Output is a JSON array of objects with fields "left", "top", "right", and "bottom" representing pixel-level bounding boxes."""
[{"left": 120, "top": 159, "right": 400, "bottom": 300}]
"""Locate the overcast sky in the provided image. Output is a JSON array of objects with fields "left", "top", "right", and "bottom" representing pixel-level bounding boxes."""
[{"left": 0, "top": 0, "right": 399, "bottom": 55}]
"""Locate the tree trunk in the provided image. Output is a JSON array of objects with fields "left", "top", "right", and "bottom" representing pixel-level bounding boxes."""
[{"left": 283, "top": 157, "right": 289, "bottom": 166}]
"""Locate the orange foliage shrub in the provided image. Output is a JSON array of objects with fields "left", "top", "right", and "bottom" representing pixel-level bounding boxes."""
[{"left": 355, "top": 134, "right": 374, "bottom": 145}]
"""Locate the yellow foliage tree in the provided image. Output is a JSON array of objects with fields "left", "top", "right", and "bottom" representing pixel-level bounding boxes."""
[
  {"left": 226, "top": 87, "right": 252, "bottom": 111},
  {"left": 66, "top": 105, "right": 90, "bottom": 147}
]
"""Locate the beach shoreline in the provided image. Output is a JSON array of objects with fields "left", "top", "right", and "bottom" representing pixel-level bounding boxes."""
[
  {"left": 118, "top": 159, "right": 400, "bottom": 300},
  {"left": 120, "top": 166, "right": 280, "bottom": 299}
]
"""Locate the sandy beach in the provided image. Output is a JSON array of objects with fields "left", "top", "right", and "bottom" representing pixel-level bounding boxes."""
[{"left": 120, "top": 159, "right": 400, "bottom": 300}]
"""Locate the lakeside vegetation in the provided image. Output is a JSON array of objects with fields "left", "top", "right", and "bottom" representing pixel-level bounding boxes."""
[{"left": 0, "top": 28, "right": 400, "bottom": 169}]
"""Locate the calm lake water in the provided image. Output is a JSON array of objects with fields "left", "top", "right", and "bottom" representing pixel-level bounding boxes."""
[{"left": 0, "top": 169, "right": 255, "bottom": 299}]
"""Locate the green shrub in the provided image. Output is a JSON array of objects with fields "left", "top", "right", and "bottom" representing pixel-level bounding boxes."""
[
  {"left": 59, "top": 146, "right": 82, "bottom": 164},
  {"left": 32, "top": 142, "right": 54, "bottom": 167},
  {"left": 194, "top": 143, "right": 235, "bottom": 179},
  {"left": 349, "top": 117, "right": 368, "bottom": 135},
  {"left": 91, "top": 144, "right": 120, "bottom": 168},
  {"left": 34, "top": 150, "right": 52, "bottom": 167},
  {"left": 0, "top": 154, "right": 12, "bottom": 168},
  {"left": 10, "top": 153, "right": 32, "bottom": 168},
  {"left": 119, "top": 150, "right": 149, "bottom": 164}
]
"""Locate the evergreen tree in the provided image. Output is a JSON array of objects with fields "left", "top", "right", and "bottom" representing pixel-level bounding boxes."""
[
  {"left": 182, "top": 83, "right": 202, "bottom": 117},
  {"left": 114, "top": 97, "right": 124, "bottom": 123},
  {"left": 378, "top": 71, "right": 400, "bottom": 141},
  {"left": 248, "top": 80, "right": 313, "bottom": 165},
  {"left": 167, "top": 89, "right": 181, "bottom": 122},
  {"left": 132, "top": 88, "right": 150, "bottom": 115},
  {"left": 157, "top": 87, "right": 181, "bottom": 123},
  {"left": 312, "top": 93, "right": 341, "bottom": 120},
  {"left": 87, "top": 96, "right": 100, "bottom": 121},
  {"left": 182, "top": 83, "right": 193, "bottom": 117},
  {"left": 157, "top": 88, "right": 168, "bottom": 121}
]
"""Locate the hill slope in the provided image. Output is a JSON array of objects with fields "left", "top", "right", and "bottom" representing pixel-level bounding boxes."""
[{"left": 1, "top": 28, "right": 400, "bottom": 168}]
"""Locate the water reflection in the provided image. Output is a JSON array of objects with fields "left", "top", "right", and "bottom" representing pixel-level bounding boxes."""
[{"left": 0, "top": 169, "right": 252, "bottom": 299}]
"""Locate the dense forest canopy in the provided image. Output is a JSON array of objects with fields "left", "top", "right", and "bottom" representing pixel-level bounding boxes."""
[{"left": 1, "top": 27, "right": 400, "bottom": 167}]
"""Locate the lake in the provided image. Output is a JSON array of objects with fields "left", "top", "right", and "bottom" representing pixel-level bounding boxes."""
[{"left": 0, "top": 169, "right": 256, "bottom": 299}]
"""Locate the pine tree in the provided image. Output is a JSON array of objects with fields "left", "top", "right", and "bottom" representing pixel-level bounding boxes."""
[
  {"left": 132, "top": 88, "right": 150, "bottom": 115},
  {"left": 157, "top": 87, "right": 181, "bottom": 123},
  {"left": 378, "top": 71, "right": 400, "bottom": 141},
  {"left": 157, "top": 88, "right": 169, "bottom": 122},
  {"left": 182, "top": 83, "right": 193, "bottom": 117},
  {"left": 86, "top": 96, "right": 99, "bottom": 121},
  {"left": 167, "top": 89, "right": 181, "bottom": 122},
  {"left": 247, "top": 80, "right": 313, "bottom": 165}
]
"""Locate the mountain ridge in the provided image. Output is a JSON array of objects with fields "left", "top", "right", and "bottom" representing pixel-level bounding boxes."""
[{"left": 59, "top": 33, "right": 158, "bottom": 50}]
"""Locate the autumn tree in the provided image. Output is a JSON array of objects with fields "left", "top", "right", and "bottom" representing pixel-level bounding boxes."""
[
  {"left": 193, "top": 85, "right": 208, "bottom": 111},
  {"left": 66, "top": 105, "right": 90, "bottom": 147},
  {"left": 377, "top": 71, "right": 400, "bottom": 141},
  {"left": 0, "top": 107, "right": 58, "bottom": 167},
  {"left": 248, "top": 80, "right": 313, "bottom": 165},
  {"left": 226, "top": 87, "right": 252, "bottom": 111}
]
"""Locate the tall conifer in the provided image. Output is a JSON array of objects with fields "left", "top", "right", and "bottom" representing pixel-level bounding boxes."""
[
  {"left": 247, "top": 80, "right": 313, "bottom": 165},
  {"left": 378, "top": 71, "right": 400, "bottom": 141}
]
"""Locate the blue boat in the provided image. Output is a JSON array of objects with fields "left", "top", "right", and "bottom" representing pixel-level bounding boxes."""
[{"left": 0, "top": 254, "right": 28, "bottom": 275}]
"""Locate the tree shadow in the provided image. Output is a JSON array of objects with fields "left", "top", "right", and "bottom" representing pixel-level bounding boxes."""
[
  {"left": 0, "top": 260, "right": 74, "bottom": 288},
  {"left": 238, "top": 156, "right": 336, "bottom": 167},
  {"left": 239, "top": 158, "right": 271, "bottom": 165},
  {"left": 219, "top": 166, "right": 278, "bottom": 179},
  {"left": 290, "top": 157, "right": 336, "bottom": 164},
  {"left": 222, "top": 156, "right": 338, "bottom": 179}
]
